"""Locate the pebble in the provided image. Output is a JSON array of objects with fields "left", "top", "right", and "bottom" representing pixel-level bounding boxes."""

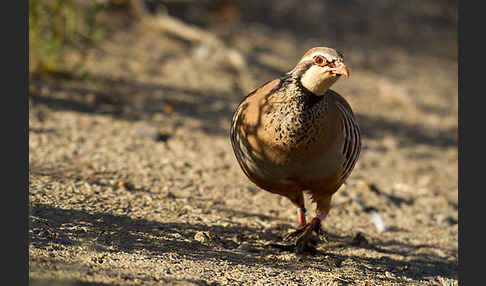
[{"left": 194, "top": 231, "right": 212, "bottom": 245}]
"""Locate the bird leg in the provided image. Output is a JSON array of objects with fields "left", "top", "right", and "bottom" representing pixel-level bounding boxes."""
[
  {"left": 285, "top": 195, "right": 332, "bottom": 253},
  {"left": 282, "top": 206, "right": 308, "bottom": 242},
  {"left": 297, "top": 207, "right": 307, "bottom": 226},
  {"left": 284, "top": 213, "right": 322, "bottom": 244}
]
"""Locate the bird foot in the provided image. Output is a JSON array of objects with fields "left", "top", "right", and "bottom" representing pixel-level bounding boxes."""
[
  {"left": 283, "top": 224, "right": 308, "bottom": 241},
  {"left": 284, "top": 217, "right": 323, "bottom": 254}
]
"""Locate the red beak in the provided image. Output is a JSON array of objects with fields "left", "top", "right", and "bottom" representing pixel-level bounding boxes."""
[{"left": 330, "top": 63, "right": 350, "bottom": 78}]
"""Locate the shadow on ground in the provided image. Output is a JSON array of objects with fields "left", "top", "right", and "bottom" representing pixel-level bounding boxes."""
[
  {"left": 29, "top": 203, "right": 457, "bottom": 282},
  {"left": 30, "top": 278, "right": 114, "bottom": 286},
  {"left": 30, "top": 277, "right": 220, "bottom": 286},
  {"left": 29, "top": 73, "right": 456, "bottom": 149}
]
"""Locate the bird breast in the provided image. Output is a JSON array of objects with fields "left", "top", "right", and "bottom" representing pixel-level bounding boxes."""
[
  {"left": 238, "top": 96, "right": 343, "bottom": 179},
  {"left": 263, "top": 97, "right": 328, "bottom": 153}
]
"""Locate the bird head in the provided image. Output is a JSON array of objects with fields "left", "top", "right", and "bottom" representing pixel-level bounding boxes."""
[{"left": 289, "top": 47, "right": 349, "bottom": 96}]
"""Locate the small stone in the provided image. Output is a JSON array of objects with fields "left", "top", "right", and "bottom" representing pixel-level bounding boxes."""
[
  {"left": 355, "top": 180, "right": 369, "bottom": 191},
  {"left": 194, "top": 231, "right": 211, "bottom": 244},
  {"left": 369, "top": 211, "right": 387, "bottom": 233},
  {"left": 237, "top": 242, "right": 252, "bottom": 252}
]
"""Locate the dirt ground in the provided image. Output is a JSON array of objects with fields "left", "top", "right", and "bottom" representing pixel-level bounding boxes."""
[{"left": 29, "top": 1, "right": 458, "bottom": 285}]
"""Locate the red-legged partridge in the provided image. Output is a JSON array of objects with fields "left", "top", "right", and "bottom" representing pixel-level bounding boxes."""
[{"left": 230, "top": 47, "right": 361, "bottom": 253}]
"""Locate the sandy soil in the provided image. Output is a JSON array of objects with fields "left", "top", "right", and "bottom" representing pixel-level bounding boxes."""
[{"left": 29, "top": 2, "right": 457, "bottom": 285}]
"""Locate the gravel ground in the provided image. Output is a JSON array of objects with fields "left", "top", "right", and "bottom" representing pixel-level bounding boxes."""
[{"left": 29, "top": 2, "right": 457, "bottom": 285}]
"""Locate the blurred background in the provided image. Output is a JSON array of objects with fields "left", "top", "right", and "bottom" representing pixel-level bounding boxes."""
[
  {"left": 29, "top": 1, "right": 458, "bottom": 285},
  {"left": 29, "top": 0, "right": 458, "bottom": 141}
]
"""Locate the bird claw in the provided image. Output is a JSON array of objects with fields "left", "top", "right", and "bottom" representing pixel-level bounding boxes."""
[
  {"left": 284, "top": 218, "right": 325, "bottom": 254},
  {"left": 295, "top": 227, "right": 321, "bottom": 254},
  {"left": 283, "top": 224, "right": 309, "bottom": 241}
]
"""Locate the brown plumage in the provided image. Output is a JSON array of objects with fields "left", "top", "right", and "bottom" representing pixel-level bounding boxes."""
[{"left": 230, "top": 47, "right": 361, "bottom": 253}]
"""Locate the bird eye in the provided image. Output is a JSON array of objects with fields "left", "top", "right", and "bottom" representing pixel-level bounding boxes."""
[{"left": 313, "top": 55, "right": 327, "bottom": 66}]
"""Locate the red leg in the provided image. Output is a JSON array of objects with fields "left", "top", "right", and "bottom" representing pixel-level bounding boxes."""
[
  {"left": 297, "top": 207, "right": 307, "bottom": 226},
  {"left": 294, "top": 195, "right": 332, "bottom": 253}
]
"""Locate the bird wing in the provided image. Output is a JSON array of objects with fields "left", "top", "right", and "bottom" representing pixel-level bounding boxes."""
[{"left": 331, "top": 91, "right": 361, "bottom": 183}]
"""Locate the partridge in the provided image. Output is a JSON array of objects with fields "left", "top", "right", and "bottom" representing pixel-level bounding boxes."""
[{"left": 230, "top": 47, "right": 361, "bottom": 253}]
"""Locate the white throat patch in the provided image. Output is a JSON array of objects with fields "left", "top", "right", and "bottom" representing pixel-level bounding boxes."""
[{"left": 300, "top": 65, "right": 338, "bottom": 95}]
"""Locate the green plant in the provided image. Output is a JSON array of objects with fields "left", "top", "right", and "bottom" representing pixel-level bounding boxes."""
[{"left": 29, "top": 0, "right": 105, "bottom": 74}]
